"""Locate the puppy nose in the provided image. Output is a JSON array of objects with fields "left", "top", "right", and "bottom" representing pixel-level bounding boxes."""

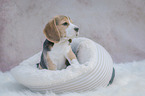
[{"left": 74, "top": 27, "right": 79, "bottom": 32}]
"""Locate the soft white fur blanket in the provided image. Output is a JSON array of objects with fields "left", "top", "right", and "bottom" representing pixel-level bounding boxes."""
[{"left": 0, "top": 60, "right": 145, "bottom": 96}]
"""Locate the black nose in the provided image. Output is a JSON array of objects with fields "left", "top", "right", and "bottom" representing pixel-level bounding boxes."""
[{"left": 74, "top": 27, "right": 79, "bottom": 32}]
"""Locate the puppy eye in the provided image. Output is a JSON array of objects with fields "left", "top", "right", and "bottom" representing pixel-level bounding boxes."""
[{"left": 62, "top": 22, "right": 68, "bottom": 26}]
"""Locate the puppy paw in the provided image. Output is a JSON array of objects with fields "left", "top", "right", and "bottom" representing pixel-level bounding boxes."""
[{"left": 71, "top": 59, "right": 80, "bottom": 65}]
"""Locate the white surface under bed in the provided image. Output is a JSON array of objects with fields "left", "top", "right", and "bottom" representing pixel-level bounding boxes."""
[{"left": 0, "top": 60, "right": 145, "bottom": 96}]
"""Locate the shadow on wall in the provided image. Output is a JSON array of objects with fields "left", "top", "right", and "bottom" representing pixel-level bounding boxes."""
[{"left": 0, "top": 0, "right": 145, "bottom": 72}]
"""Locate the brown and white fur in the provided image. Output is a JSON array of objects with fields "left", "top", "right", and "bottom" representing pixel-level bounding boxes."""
[{"left": 37, "top": 15, "right": 79, "bottom": 70}]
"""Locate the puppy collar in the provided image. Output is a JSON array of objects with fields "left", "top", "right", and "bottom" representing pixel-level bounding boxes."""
[{"left": 68, "top": 39, "right": 72, "bottom": 44}]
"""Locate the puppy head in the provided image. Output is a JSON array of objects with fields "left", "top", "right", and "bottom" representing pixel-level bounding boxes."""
[{"left": 43, "top": 15, "right": 79, "bottom": 43}]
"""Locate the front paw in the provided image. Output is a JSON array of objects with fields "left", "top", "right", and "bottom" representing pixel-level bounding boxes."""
[{"left": 71, "top": 59, "right": 80, "bottom": 65}]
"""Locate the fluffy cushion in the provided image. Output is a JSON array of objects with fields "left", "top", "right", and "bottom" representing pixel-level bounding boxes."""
[{"left": 11, "top": 37, "right": 113, "bottom": 93}]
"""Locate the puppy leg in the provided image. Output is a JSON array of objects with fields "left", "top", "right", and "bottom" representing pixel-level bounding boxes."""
[
  {"left": 66, "top": 48, "right": 79, "bottom": 65},
  {"left": 47, "top": 53, "right": 57, "bottom": 70}
]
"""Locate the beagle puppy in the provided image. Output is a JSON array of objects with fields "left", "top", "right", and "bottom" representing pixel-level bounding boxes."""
[{"left": 37, "top": 15, "right": 79, "bottom": 70}]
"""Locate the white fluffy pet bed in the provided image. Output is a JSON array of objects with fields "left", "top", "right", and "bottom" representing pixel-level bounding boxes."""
[{"left": 11, "top": 37, "right": 113, "bottom": 93}]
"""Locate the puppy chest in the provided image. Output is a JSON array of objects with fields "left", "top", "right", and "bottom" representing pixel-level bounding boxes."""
[{"left": 47, "top": 43, "right": 70, "bottom": 70}]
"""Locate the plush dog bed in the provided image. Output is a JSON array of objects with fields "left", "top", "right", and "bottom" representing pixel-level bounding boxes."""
[{"left": 11, "top": 37, "right": 114, "bottom": 93}]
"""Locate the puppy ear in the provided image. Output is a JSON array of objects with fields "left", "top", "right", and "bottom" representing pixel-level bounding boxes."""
[{"left": 43, "top": 18, "right": 60, "bottom": 43}]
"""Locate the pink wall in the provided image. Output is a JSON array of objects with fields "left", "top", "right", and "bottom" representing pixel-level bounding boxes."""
[{"left": 0, "top": 0, "right": 145, "bottom": 72}]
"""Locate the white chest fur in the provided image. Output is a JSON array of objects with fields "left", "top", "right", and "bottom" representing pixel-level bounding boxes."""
[{"left": 48, "top": 41, "right": 71, "bottom": 70}]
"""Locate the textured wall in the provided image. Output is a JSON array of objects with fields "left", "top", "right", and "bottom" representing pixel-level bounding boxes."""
[{"left": 0, "top": 0, "right": 145, "bottom": 72}]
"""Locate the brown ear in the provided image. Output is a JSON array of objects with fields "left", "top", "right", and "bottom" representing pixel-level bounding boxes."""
[{"left": 43, "top": 18, "right": 60, "bottom": 43}]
